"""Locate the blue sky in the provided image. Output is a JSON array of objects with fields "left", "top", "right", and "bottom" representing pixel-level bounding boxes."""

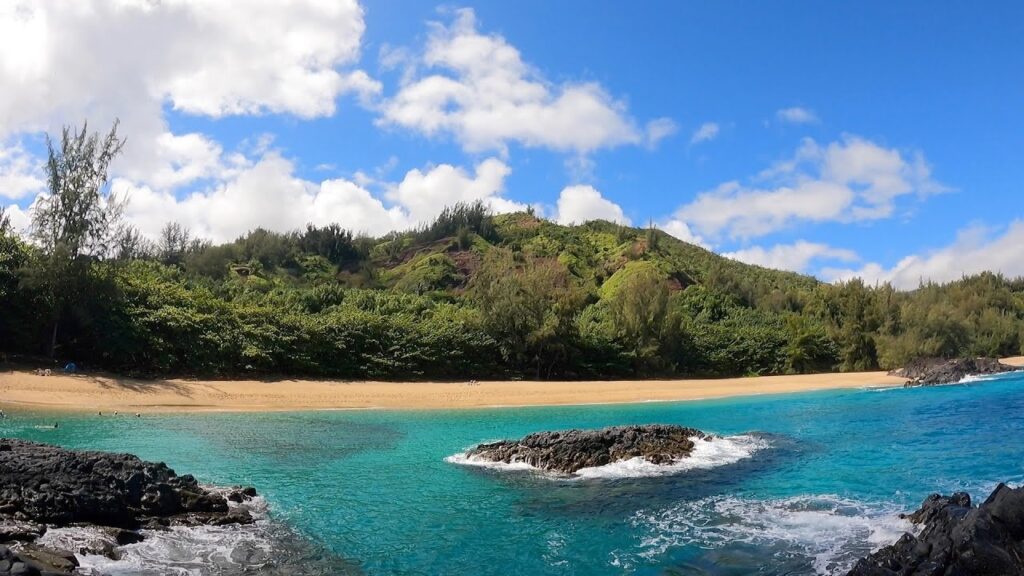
[{"left": 1, "top": 0, "right": 1022, "bottom": 288}]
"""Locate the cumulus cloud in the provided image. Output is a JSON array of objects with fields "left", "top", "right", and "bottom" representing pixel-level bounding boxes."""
[
  {"left": 388, "top": 157, "right": 526, "bottom": 223},
  {"left": 776, "top": 107, "right": 819, "bottom": 124},
  {"left": 0, "top": 0, "right": 369, "bottom": 126},
  {"left": 379, "top": 8, "right": 646, "bottom": 154},
  {"left": 0, "top": 141, "right": 45, "bottom": 200},
  {"left": 0, "top": 0, "right": 372, "bottom": 192},
  {"left": 690, "top": 122, "right": 720, "bottom": 145},
  {"left": 120, "top": 153, "right": 407, "bottom": 243},
  {"left": 118, "top": 153, "right": 528, "bottom": 243},
  {"left": 822, "top": 221, "right": 1024, "bottom": 289},
  {"left": 555, "top": 185, "right": 630, "bottom": 225},
  {"left": 659, "top": 219, "right": 708, "bottom": 248},
  {"left": 725, "top": 241, "right": 858, "bottom": 273},
  {"left": 671, "top": 135, "right": 945, "bottom": 240},
  {"left": 1, "top": 203, "right": 31, "bottom": 234}
]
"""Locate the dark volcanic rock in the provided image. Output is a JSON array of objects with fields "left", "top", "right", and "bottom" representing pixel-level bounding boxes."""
[
  {"left": 0, "top": 439, "right": 254, "bottom": 530},
  {"left": 0, "top": 439, "right": 265, "bottom": 573},
  {"left": 847, "top": 483, "right": 1024, "bottom": 575},
  {"left": 463, "top": 424, "right": 712, "bottom": 474},
  {"left": 0, "top": 542, "right": 78, "bottom": 576},
  {"left": 0, "top": 523, "right": 44, "bottom": 543},
  {"left": 892, "top": 357, "right": 1019, "bottom": 386}
]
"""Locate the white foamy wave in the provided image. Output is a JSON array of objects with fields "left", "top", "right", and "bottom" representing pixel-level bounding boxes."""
[
  {"left": 446, "top": 434, "right": 768, "bottom": 479},
  {"left": 958, "top": 371, "right": 1020, "bottom": 384},
  {"left": 39, "top": 495, "right": 285, "bottom": 576},
  {"left": 444, "top": 452, "right": 540, "bottom": 472},
  {"left": 629, "top": 494, "right": 913, "bottom": 575}
]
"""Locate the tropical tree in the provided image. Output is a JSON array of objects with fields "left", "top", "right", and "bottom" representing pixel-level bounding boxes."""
[
  {"left": 603, "top": 261, "right": 675, "bottom": 371},
  {"left": 472, "top": 249, "right": 585, "bottom": 377},
  {"left": 26, "top": 121, "right": 126, "bottom": 356}
]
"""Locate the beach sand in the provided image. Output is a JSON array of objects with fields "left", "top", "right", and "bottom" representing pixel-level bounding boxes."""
[{"left": 3, "top": 357, "right": 1019, "bottom": 413}]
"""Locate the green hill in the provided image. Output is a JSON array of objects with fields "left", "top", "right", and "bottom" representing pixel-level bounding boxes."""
[{"left": 2, "top": 202, "right": 1022, "bottom": 380}]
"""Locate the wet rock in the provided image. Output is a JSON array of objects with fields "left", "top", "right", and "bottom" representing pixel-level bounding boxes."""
[
  {"left": 892, "top": 357, "right": 1019, "bottom": 386},
  {"left": 463, "top": 424, "right": 713, "bottom": 474},
  {"left": 847, "top": 483, "right": 1024, "bottom": 575},
  {"left": 106, "top": 527, "right": 144, "bottom": 546},
  {"left": 12, "top": 544, "right": 77, "bottom": 575},
  {"left": 227, "top": 486, "right": 258, "bottom": 503},
  {"left": 0, "top": 523, "right": 44, "bottom": 543},
  {"left": 0, "top": 439, "right": 258, "bottom": 530}
]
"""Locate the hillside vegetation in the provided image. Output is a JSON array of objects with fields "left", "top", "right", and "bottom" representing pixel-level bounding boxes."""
[
  {"left": 1, "top": 123, "right": 1022, "bottom": 380},
  {"left": 2, "top": 200, "right": 1022, "bottom": 380}
]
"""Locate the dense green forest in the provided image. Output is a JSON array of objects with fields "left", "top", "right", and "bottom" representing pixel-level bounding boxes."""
[{"left": 1, "top": 123, "right": 1022, "bottom": 380}]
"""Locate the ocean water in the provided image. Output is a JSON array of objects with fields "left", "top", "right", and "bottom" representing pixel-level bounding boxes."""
[{"left": 4, "top": 372, "right": 1024, "bottom": 575}]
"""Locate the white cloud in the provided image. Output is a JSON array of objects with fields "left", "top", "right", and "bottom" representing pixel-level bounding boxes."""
[
  {"left": 671, "top": 135, "right": 945, "bottom": 240},
  {"left": 119, "top": 132, "right": 237, "bottom": 192},
  {"left": 659, "top": 219, "right": 708, "bottom": 248},
  {"left": 645, "top": 117, "right": 678, "bottom": 148},
  {"left": 379, "top": 8, "right": 645, "bottom": 154},
  {"left": 1, "top": 203, "right": 31, "bottom": 234},
  {"left": 725, "top": 241, "right": 858, "bottom": 273},
  {"left": 0, "top": 0, "right": 372, "bottom": 193},
  {"left": 0, "top": 140, "right": 44, "bottom": 200},
  {"left": 388, "top": 157, "right": 526, "bottom": 223},
  {"left": 822, "top": 221, "right": 1024, "bottom": 289},
  {"left": 120, "top": 153, "right": 532, "bottom": 243},
  {"left": 690, "top": 122, "right": 720, "bottom": 145},
  {"left": 555, "top": 185, "right": 630, "bottom": 225},
  {"left": 120, "top": 153, "right": 408, "bottom": 243},
  {"left": 776, "top": 107, "right": 819, "bottom": 125}
]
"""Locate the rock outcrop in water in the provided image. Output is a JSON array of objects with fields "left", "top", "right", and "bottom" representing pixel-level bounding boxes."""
[
  {"left": 463, "top": 424, "right": 712, "bottom": 474},
  {"left": 891, "top": 357, "right": 1019, "bottom": 386},
  {"left": 0, "top": 438, "right": 259, "bottom": 575},
  {"left": 847, "top": 483, "right": 1024, "bottom": 575}
]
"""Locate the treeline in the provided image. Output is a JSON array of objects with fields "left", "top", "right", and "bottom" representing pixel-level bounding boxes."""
[{"left": 0, "top": 123, "right": 1022, "bottom": 380}]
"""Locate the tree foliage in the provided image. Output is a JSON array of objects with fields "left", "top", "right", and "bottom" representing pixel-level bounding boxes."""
[
  {"left": 25, "top": 121, "right": 126, "bottom": 356},
  {"left": 2, "top": 126, "right": 1023, "bottom": 378}
]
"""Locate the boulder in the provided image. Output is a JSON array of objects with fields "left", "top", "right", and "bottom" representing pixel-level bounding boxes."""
[
  {"left": 0, "top": 439, "right": 257, "bottom": 530},
  {"left": 463, "top": 424, "right": 712, "bottom": 474},
  {"left": 847, "top": 483, "right": 1024, "bottom": 575},
  {"left": 892, "top": 357, "right": 1019, "bottom": 386},
  {"left": 0, "top": 543, "right": 78, "bottom": 576}
]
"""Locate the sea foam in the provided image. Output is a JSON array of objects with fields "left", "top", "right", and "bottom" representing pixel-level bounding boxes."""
[
  {"left": 629, "top": 494, "right": 914, "bottom": 575},
  {"left": 37, "top": 491, "right": 310, "bottom": 576},
  {"left": 445, "top": 434, "right": 768, "bottom": 479},
  {"left": 959, "top": 371, "right": 1020, "bottom": 384}
]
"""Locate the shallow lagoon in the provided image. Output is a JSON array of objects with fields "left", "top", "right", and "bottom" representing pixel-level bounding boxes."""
[{"left": 5, "top": 373, "right": 1024, "bottom": 575}]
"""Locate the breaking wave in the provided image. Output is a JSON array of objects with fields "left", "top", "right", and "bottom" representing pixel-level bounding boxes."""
[
  {"left": 38, "top": 491, "right": 355, "bottom": 576},
  {"left": 628, "top": 494, "right": 913, "bottom": 575}
]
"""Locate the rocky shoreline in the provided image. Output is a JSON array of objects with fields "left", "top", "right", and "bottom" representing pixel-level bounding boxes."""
[
  {"left": 891, "top": 357, "right": 1019, "bottom": 386},
  {"left": 847, "top": 483, "right": 1024, "bottom": 575},
  {"left": 462, "top": 424, "right": 714, "bottom": 475},
  {"left": 0, "top": 439, "right": 258, "bottom": 575}
]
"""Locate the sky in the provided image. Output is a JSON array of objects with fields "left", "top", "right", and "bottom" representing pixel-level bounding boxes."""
[{"left": 1, "top": 0, "right": 1023, "bottom": 289}]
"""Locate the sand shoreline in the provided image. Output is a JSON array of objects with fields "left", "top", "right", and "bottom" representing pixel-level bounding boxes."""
[{"left": 1, "top": 357, "right": 1022, "bottom": 414}]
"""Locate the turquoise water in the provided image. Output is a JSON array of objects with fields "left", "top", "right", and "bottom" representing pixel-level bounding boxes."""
[{"left": 4, "top": 373, "right": 1024, "bottom": 575}]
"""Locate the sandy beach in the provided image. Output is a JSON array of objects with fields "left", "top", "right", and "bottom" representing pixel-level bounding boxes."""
[{"left": 1, "top": 357, "right": 1018, "bottom": 413}]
